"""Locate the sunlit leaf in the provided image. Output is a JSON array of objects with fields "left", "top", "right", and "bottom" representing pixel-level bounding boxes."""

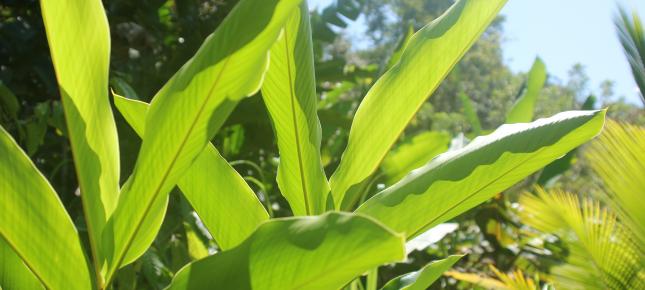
[
  {"left": 381, "top": 131, "right": 450, "bottom": 185},
  {"left": 459, "top": 93, "right": 482, "bottom": 135},
  {"left": 0, "top": 238, "right": 43, "bottom": 290},
  {"left": 381, "top": 255, "right": 462, "bottom": 290},
  {"left": 261, "top": 2, "right": 330, "bottom": 215},
  {"left": 330, "top": 0, "right": 508, "bottom": 209},
  {"left": 0, "top": 126, "right": 93, "bottom": 290},
  {"left": 167, "top": 212, "right": 405, "bottom": 290},
  {"left": 357, "top": 110, "right": 605, "bottom": 238},
  {"left": 114, "top": 95, "right": 268, "bottom": 250},
  {"left": 104, "top": 0, "right": 302, "bottom": 278},
  {"left": 506, "top": 57, "right": 546, "bottom": 124},
  {"left": 41, "top": 0, "right": 120, "bottom": 270}
]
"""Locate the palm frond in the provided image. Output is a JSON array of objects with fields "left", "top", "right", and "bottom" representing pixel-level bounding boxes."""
[
  {"left": 585, "top": 120, "right": 645, "bottom": 246},
  {"left": 615, "top": 6, "right": 645, "bottom": 105},
  {"left": 520, "top": 188, "right": 644, "bottom": 290},
  {"left": 444, "top": 266, "right": 539, "bottom": 290}
]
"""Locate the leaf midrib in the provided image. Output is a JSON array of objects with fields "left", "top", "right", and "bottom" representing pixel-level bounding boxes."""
[{"left": 106, "top": 56, "right": 233, "bottom": 284}]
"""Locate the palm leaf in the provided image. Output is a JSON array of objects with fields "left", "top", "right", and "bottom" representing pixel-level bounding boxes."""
[
  {"left": 329, "top": 0, "right": 508, "bottom": 209},
  {"left": 615, "top": 6, "right": 645, "bottom": 105},
  {"left": 0, "top": 127, "right": 93, "bottom": 290},
  {"left": 166, "top": 212, "right": 405, "bottom": 290},
  {"left": 357, "top": 110, "right": 605, "bottom": 239},
  {"left": 519, "top": 188, "right": 644, "bottom": 289},
  {"left": 261, "top": 2, "right": 330, "bottom": 215},
  {"left": 585, "top": 120, "right": 645, "bottom": 247}
]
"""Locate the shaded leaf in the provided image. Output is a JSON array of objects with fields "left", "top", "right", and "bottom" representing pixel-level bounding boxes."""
[{"left": 381, "top": 131, "right": 450, "bottom": 185}]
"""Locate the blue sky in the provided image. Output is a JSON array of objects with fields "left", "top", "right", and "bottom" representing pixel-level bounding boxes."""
[{"left": 310, "top": 0, "right": 645, "bottom": 106}]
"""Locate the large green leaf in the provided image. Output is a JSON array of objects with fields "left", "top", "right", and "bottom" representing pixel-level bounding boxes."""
[
  {"left": 0, "top": 238, "right": 43, "bottom": 290},
  {"left": 329, "top": 0, "right": 508, "bottom": 208},
  {"left": 0, "top": 127, "right": 93, "bottom": 290},
  {"left": 40, "top": 0, "right": 120, "bottom": 271},
  {"left": 506, "top": 57, "right": 546, "bottom": 123},
  {"left": 166, "top": 212, "right": 405, "bottom": 290},
  {"left": 261, "top": 2, "right": 329, "bottom": 215},
  {"left": 357, "top": 110, "right": 605, "bottom": 238},
  {"left": 381, "top": 255, "right": 462, "bottom": 290},
  {"left": 114, "top": 95, "right": 268, "bottom": 250},
  {"left": 104, "top": 0, "right": 302, "bottom": 278},
  {"left": 381, "top": 131, "right": 451, "bottom": 185}
]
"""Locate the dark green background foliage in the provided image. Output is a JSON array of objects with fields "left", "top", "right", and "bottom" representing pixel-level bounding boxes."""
[{"left": 0, "top": 0, "right": 642, "bottom": 289}]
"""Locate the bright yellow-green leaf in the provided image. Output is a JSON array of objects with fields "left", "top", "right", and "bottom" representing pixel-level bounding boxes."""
[
  {"left": 357, "top": 110, "right": 605, "bottom": 238},
  {"left": 167, "top": 212, "right": 405, "bottom": 290},
  {"left": 40, "top": 0, "right": 120, "bottom": 271},
  {"left": 0, "top": 238, "right": 43, "bottom": 290},
  {"left": 585, "top": 120, "right": 645, "bottom": 247},
  {"left": 381, "top": 255, "right": 463, "bottom": 290},
  {"left": 459, "top": 93, "right": 482, "bottom": 135},
  {"left": 330, "top": 0, "right": 508, "bottom": 208},
  {"left": 184, "top": 223, "right": 209, "bottom": 260},
  {"left": 0, "top": 127, "right": 93, "bottom": 290},
  {"left": 104, "top": 0, "right": 301, "bottom": 278},
  {"left": 261, "top": 2, "right": 329, "bottom": 215},
  {"left": 506, "top": 57, "right": 547, "bottom": 123},
  {"left": 113, "top": 95, "right": 268, "bottom": 250},
  {"left": 381, "top": 131, "right": 451, "bottom": 185}
]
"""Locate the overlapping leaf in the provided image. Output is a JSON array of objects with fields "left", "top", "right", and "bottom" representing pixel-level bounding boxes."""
[
  {"left": 114, "top": 95, "right": 268, "bottom": 250},
  {"left": 381, "top": 131, "right": 450, "bottom": 185},
  {"left": 261, "top": 2, "right": 330, "bottom": 215},
  {"left": 0, "top": 238, "right": 43, "bottom": 290},
  {"left": 0, "top": 127, "right": 93, "bottom": 290},
  {"left": 381, "top": 255, "right": 462, "bottom": 290},
  {"left": 330, "top": 0, "right": 508, "bottom": 208},
  {"left": 104, "top": 0, "right": 302, "bottom": 278},
  {"left": 167, "top": 212, "right": 405, "bottom": 290},
  {"left": 40, "top": 0, "right": 120, "bottom": 270},
  {"left": 357, "top": 110, "right": 605, "bottom": 238}
]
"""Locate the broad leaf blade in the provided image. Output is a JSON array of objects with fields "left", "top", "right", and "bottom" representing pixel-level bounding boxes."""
[
  {"left": 167, "top": 212, "right": 405, "bottom": 290},
  {"left": 0, "top": 127, "right": 93, "bottom": 290},
  {"left": 41, "top": 0, "right": 120, "bottom": 268},
  {"left": 330, "top": 0, "right": 508, "bottom": 208},
  {"left": 261, "top": 2, "right": 330, "bottom": 215},
  {"left": 114, "top": 95, "right": 269, "bottom": 250},
  {"left": 381, "top": 255, "right": 462, "bottom": 290},
  {"left": 381, "top": 131, "right": 450, "bottom": 185},
  {"left": 0, "top": 238, "right": 43, "bottom": 290},
  {"left": 357, "top": 110, "right": 605, "bottom": 238},
  {"left": 106, "top": 0, "right": 301, "bottom": 274},
  {"left": 506, "top": 57, "right": 546, "bottom": 123}
]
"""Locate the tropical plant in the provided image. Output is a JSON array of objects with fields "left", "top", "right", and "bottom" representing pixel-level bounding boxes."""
[
  {"left": 0, "top": 0, "right": 607, "bottom": 289},
  {"left": 517, "top": 121, "right": 645, "bottom": 289},
  {"left": 615, "top": 6, "right": 645, "bottom": 106}
]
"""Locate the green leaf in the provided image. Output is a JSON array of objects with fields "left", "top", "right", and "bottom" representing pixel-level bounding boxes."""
[
  {"left": 386, "top": 24, "right": 415, "bottom": 70},
  {"left": 459, "top": 93, "right": 482, "bottom": 135},
  {"left": 113, "top": 95, "right": 268, "bottom": 250},
  {"left": 0, "top": 126, "right": 93, "bottom": 290},
  {"left": 40, "top": 0, "right": 120, "bottom": 273},
  {"left": 381, "top": 255, "right": 463, "bottom": 290},
  {"left": 104, "top": 1, "right": 300, "bottom": 276},
  {"left": 506, "top": 57, "right": 547, "bottom": 123},
  {"left": 586, "top": 120, "right": 645, "bottom": 247},
  {"left": 537, "top": 95, "right": 596, "bottom": 185},
  {"left": 261, "top": 2, "right": 329, "bottom": 215},
  {"left": 381, "top": 131, "right": 450, "bottom": 185},
  {"left": 357, "top": 110, "right": 606, "bottom": 238},
  {"left": 329, "top": 0, "right": 508, "bottom": 209},
  {"left": 166, "top": 212, "right": 405, "bottom": 290},
  {"left": 0, "top": 238, "right": 43, "bottom": 290},
  {"left": 615, "top": 6, "right": 645, "bottom": 106},
  {"left": 520, "top": 189, "right": 643, "bottom": 290},
  {"left": 0, "top": 80, "right": 19, "bottom": 120}
]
